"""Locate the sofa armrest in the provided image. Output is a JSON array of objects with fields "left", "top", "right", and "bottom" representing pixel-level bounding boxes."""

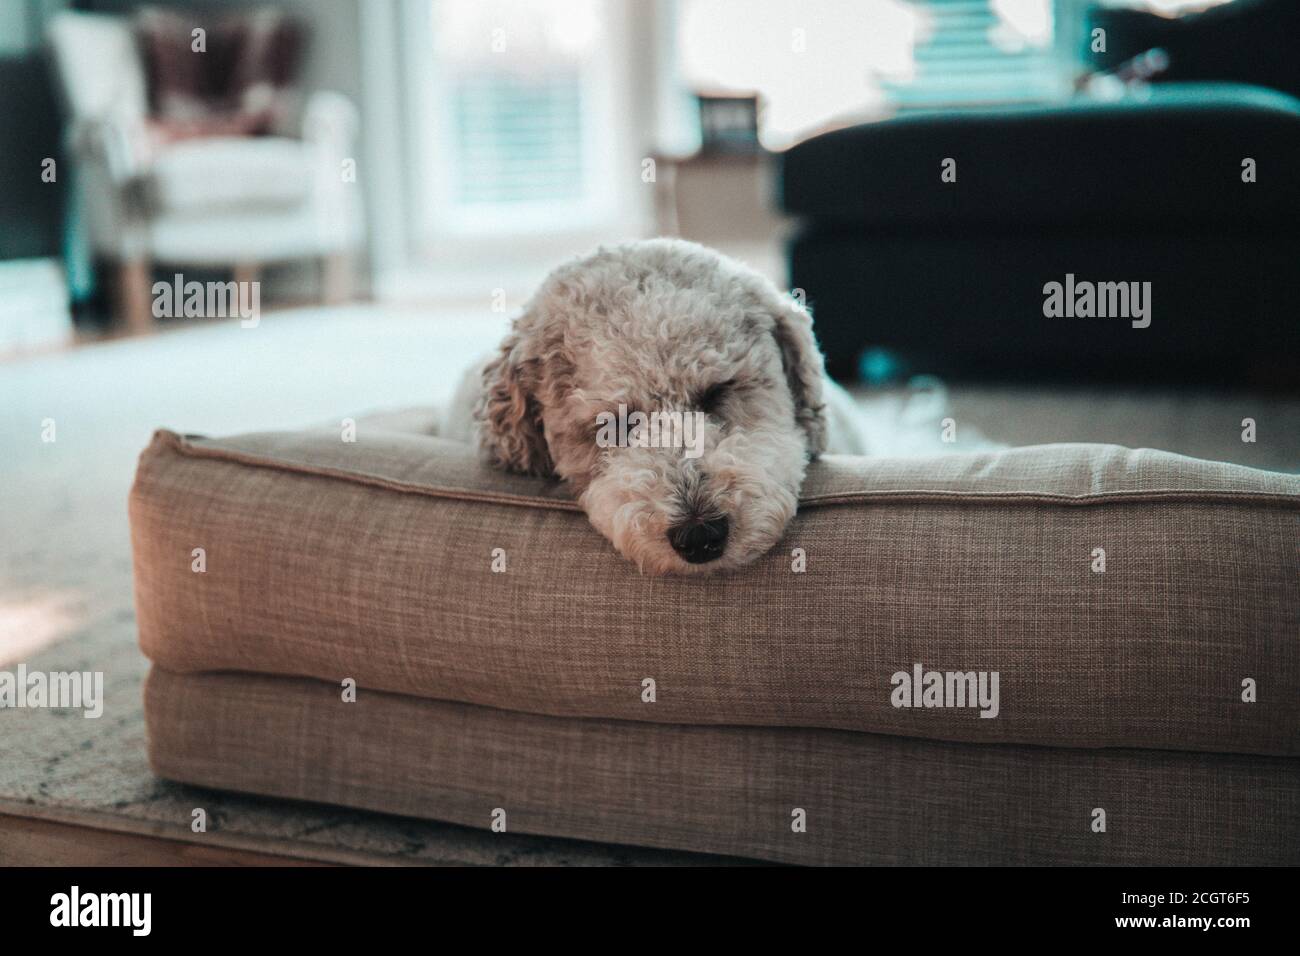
[
  {"left": 68, "top": 114, "right": 147, "bottom": 186},
  {"left": 301, "top": 90, "right": 359, "bottom": 162},
  {"left": 65, "top": 115, "right": 152, "bottom": 257},
  {"left": 298, "top": 90, "right": 363, "bottom": 248}
]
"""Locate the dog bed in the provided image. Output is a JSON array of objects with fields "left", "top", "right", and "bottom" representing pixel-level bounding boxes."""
[{"left": 129, "top": 410, "right": 1300, "bottom": 864}]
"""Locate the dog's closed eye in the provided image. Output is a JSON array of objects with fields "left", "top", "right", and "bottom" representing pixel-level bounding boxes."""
[{"left": 697, "top": 380, "right": 733, "bottom": 415}]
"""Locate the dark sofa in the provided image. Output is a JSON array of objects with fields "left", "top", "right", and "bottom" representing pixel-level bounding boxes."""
[{"left": 781, "top": 82, "right": 1300, "bottom": 387}]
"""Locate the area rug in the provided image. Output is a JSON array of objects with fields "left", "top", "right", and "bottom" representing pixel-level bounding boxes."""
[{"left": 2, "top": 303, "right": 1296, "bottom": 865}]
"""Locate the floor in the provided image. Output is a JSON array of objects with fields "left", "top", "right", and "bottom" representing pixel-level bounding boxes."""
[
  {"left": 1, "top": 302, "right": 1296, "bottom": 865},
  {"left": 926, "top": 384, "right": 1298, "bottom": 473},
  {"left": 0, "top": 813, "right": 333, "bottom": 866}
]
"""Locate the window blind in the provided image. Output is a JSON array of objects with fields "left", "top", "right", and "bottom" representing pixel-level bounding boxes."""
[
  {"left": 450, "top": 69, "right": 585, "bottom": 205},
  {"left": 885, "top": 0, "right": 1066, "bottom": 109}
]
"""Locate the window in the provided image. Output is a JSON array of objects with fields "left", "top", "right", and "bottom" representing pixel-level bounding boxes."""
[
  {"left": 885, "top": 0, "right": 1063, "bottom": 110},
  {"left": 677, "top": 0, "right": 1079, "bottom": 149},
  {"left": 411, "top": 0, "right": 624, "bottom": 238}
]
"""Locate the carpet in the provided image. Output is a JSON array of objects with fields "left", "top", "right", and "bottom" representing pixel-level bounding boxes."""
[{"left": 2, "top": 303, "right": 1296, "bottom": 865}]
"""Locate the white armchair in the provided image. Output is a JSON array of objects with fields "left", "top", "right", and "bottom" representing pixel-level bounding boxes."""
[{"left": 47, "top": 11, "right": 364, "bottom": 332}]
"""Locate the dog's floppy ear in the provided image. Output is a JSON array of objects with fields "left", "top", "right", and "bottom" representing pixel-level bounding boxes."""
[
  {"left": 771, "top": 303, "right": 829, "bottom": 456},
  {"left": 475, "top": 331, "right": 555, "bottom": 476}
]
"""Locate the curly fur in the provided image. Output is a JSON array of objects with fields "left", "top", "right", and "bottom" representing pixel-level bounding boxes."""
[{"left": 443, "top": 239, "right": 867, "bottom": 575}]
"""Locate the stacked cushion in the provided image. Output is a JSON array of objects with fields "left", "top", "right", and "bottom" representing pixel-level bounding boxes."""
[
  {"left": 780, "top": 84, "right": 1300, "bottom": 386},
  {"left": 130, "top": 412, "right": 1300, "bottom": 864}
]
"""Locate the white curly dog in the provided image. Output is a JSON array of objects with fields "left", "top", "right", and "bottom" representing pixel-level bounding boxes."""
[{"left": 443, "top": 238, "right": 869, "bottom": 575}]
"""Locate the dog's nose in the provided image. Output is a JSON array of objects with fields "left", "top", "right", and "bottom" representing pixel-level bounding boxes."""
[{"left": 668, "top": 516, "right": 729, "bottom": 564}]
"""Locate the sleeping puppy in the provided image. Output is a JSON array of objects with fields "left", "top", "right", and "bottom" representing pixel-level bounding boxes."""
[{"left": 443, "top": 238, "right": 867, "bottom": 575}]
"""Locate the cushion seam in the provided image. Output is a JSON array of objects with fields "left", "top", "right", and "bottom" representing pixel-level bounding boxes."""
[{"left": 150, "top": 429, "right": 1300, "bottom": 512}]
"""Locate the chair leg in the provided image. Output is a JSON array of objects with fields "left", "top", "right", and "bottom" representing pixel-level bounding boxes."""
[
  {"left": 322, "top": 252, "right": 353, "bottom": 305},
  {"left": 114, "top": 259, "right": 154, "bottom": 335}
]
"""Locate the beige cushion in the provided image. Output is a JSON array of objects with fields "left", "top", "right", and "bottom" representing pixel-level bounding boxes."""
[
  {"left": 144, "top": 667, "right": 1300, "bottom": 866},
  {"left": 129, "top": 419, "right": 1300, "bottom": 757}
]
